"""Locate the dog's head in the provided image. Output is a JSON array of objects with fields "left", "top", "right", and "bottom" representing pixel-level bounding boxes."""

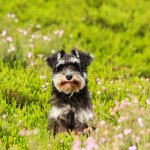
[{"left": 46, "top": 49, "right": 93, "bottom": 94}]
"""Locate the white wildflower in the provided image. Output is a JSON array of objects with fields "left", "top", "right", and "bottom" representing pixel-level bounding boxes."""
[
  {"left": 2, "top": 114, "right": 7, "bottom": 120},
  {"left": 1, "top": 30, "right": 7, "bottom": 36},
  {"left": 27, "top": 52, "right": 32, "bottom": 58}
]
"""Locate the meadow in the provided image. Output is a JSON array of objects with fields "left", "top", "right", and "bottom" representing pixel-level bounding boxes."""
[{"left": 0, "top": 0, "right": 150, "bottom": 149}]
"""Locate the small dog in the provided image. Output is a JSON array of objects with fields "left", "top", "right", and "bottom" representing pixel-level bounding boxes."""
[{"left": 46, "top": 49, "right": 94, "bottom": 136}]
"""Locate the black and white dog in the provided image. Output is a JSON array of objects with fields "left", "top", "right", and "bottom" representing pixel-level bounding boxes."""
[{"left": 46, "top": 49, "right": 94, "bottom": 136}]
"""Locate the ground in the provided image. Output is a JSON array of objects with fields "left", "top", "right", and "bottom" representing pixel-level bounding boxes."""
[{"left": 0, "top": 0, "right": 150, "bottom": 149}]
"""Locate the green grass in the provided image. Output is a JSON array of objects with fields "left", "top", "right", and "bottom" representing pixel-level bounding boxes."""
[{"left": 0, "top": 0, "right": 150, "bottom": 149}]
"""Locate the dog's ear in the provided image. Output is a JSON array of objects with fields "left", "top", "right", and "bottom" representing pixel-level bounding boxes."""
[
  {"left": 72, "top": 48, "right": 94, "bottom": 69},
  {"left": 46, "top": 50, "right": 65, "bottom": 69}
]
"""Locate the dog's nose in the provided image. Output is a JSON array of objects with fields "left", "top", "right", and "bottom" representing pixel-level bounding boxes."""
[{"left": 66, "top": 74, "right": 72, "bottom": 80}]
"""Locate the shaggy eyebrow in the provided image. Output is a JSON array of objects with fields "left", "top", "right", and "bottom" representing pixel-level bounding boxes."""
[
  {"left": 56, "top": 60, "right": 65, "bottom": 68},
  {"left": 64, "top": 62, "right": 81, "bottom": 67},
  {"left": 69, "top": 57, "right": 80, "bottom": 64}
]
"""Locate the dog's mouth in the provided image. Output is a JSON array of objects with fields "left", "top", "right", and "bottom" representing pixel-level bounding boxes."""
[{"left": 60, "top": 80, "right": 80, "bottom": 86}]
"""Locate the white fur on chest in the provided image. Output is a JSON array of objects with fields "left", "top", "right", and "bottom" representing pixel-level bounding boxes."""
[{"left": 49, "top": 105, "right": 93, "bottom": 124}]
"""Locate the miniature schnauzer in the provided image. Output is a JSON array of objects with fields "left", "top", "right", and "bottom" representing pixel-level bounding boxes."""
[{"left": 46, "top": 49, "right": 94, "bottom": 136}]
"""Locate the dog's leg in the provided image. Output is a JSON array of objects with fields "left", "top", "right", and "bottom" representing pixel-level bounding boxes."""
[
  {"left": 53, "top": 120, "right": 68, "bottom": 136},
  {"left": 48, "top": 117, "right": 55, "bottom": 131},
  {"left": 74, "top": 123, "right": 88, "bottom": 134}
]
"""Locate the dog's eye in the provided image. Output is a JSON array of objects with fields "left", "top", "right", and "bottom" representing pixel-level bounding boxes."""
[
  {"left": 56, "top": 64, "right": 64, "bottom": 71},
  {"left": 73, "top": 63, "right": 79, "bottom": 69}
]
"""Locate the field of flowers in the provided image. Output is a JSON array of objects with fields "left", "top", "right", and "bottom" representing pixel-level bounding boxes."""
[{"left": 0, "top": 0, "right": 150, "bottom": 149}]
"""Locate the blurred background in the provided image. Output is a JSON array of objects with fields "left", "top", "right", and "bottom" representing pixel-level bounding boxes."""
[{"left": 0, "top": 0, "right": 150, "bottom": 76}]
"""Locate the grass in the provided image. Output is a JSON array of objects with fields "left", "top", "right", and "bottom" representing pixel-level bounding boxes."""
[{"left": 0, "top": 0, "right": 150, "bottom": 149}]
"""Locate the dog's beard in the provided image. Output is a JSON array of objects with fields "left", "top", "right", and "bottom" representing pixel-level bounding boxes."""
[{"left": 53, "top": 73, "right": 85, "bottom": 94}]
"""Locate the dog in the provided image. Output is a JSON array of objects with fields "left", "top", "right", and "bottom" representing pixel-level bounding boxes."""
[{"left": 46, "top": 49, "right": 94, "bottom": 136}]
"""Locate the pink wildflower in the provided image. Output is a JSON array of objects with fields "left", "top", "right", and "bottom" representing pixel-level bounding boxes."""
[
  {"left": 146, "top": 98, "right": 150, "bottom": 105},
  {"left": 128, "top": 145, "right": 137, "bottom": 150},
  {"left": 135, "top": 136, "right": 140, "bottom": 142},
  {"left": 99, "top": 120, "right": 105, "bottom": 127},
  {"left": 133, "top": 98, "right": 138, "bottom": 104},
  {"left": 97, "top": 81, "right": 102, "bottom": 85},
  {"left": 124, "top": 129, "right": 132, "bottom": 135},
  {"left": 138, "top": 117, "right": 144, "bottom": 127},
  {"left": 72, "top": 138, "right": 81, "bottom": 150},
  {"left": 43, "top": 36, "right": 51, "bottom": 41},
  {"left": 31, "top": 34, "right": 36, "bottom": 39},
  {"left": 85, "top": 137, "right": 98, "bottom": 150},
  {"left": 120, "top": 99, "right": 131, "bottom": 109},
  {"left": 118, "top": 116, "right": 128, "bottom": 123},
  {"left": 117, "top": 133, "right": 124, "bottom": 139},
  {"left": 20, "top": 129, "right": 26, "bottom": 136},
  {"left": 27, "top": 52, "right": 32, "bottom": 58},
  {"left": 6, "top": 36, "right": 13, "bottom": 42},
  {"left": 101, "top": 137, "right": 106, "bottom": 143}
]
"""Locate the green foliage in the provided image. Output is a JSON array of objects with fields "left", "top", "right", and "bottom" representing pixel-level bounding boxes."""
[{"left": 0, "top": 0, "right": 150, "bottom": 149}]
